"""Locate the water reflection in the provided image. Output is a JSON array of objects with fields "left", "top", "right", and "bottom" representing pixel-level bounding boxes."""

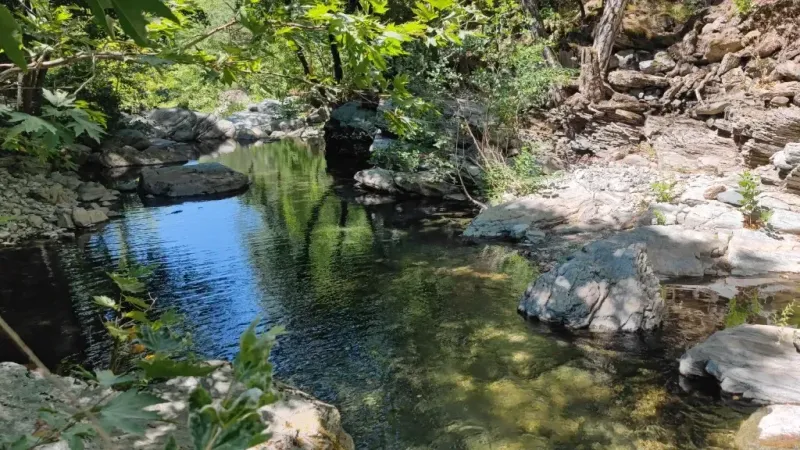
[{"left": 0, "top": 140, "right": 768, "bottom": 449}]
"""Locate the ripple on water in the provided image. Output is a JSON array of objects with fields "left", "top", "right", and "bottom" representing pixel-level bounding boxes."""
[{"left": 3, "top": 140, "right": 797, "bottom": 449}]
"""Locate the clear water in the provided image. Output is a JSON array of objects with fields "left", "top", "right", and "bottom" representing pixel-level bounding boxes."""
[{"left": 1, "top": 140, "right": 785, "bottom": 449}]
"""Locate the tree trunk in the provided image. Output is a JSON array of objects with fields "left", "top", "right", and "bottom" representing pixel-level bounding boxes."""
[
  {"left": 521, "top": 0, "right": 560, "bottom": 68},
  {"left": 578, "top": 47, "right": 606, "bottom": 102},
  {"left": 577, "top": 0, "right": 586, "bottom": 22},
  {"left": 329, "top": 34, "right": 344, "bottom": 83},
  {"left": 592, "top": 0, "right": 628, "bottom": 73}
]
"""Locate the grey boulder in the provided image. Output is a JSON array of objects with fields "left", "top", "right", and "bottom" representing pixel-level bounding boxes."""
[
  {"left": 100, "top": 144, "right": 197, "bottom": 168},
  {"left": 679, "top": 324, "right": 800, "bottom": 404},
  {"left": 72, "top": 207, "right": 108, "bottom": 228},
  {"left": 113, "top": 129, "right": 151, "bottom": 150},
  {"left": 519, "top": 243, "right": 664, "bottom": 332},
  {"left": 139, "top": 163, "right": 250, "bottom": 198},
  {"left": 735, "top": 405, "right": 800, "bottom": 450}
]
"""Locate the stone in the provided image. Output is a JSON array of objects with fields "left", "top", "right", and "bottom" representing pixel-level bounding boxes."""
[
  {"left": 695, "top": 101, "right": 730, "bottom": 116},
  {"left": 727, "top": 106, "right": 800, "bottom": 150},
  {"left": 148, "top": 108, "right": 198, "bottom": 142},
  {"left": 756, "top": 81, "right": 800, "bottom": 100},
  {"left": 49, "top": 172, "right": 82, "bottom": 190},
  {"left": 721, "top": 67, "right": 747, "bottom": 87},
  {"left": 735, "top": 405, "right": 800, "bottom": 450},
  {"left": 770, "top": 96, "right": 791, "bottom": 107},
  {"left": 139, "top": 163, "right": 250, "bottom": 198},
  {"left": 639, "top": 51, "right": 676, "bottom": 74},
  {"left": 643, "top": 116, "right": 740, "bottom": 173},
  {"left": 784, "top": 142, "right": 800, "bottom": 166},
  {"left": 700, "top": 28, "right": 744, "bottom": 62},
  {"left": 704, "top": 185, "right": 727, "bottom": 199},
  {"left": 113, "top": 129, "right": 151, "bottom": 150},
  {"left": 519, "top": 243, "right": 663, "bottom": 332},
  {"left": 193, "top": 113, "right": 236, "bottom": 141},
  {"left": 0, "top": 362, "right": 354, "bottom": 450},
  {"left": 776, "top": 61, "right": 800, "bottom": 81},
  {"left": 755, "top": 31, "right": 783, "bottom": 58},
  {"left": 77, "top": 182, "right": 108, "bottom": 202},
  {"left": 716, "top": 189, "right": 744, "bottom": 206},
  {"left": 354, "top": 168, "right": 399, "bottom": 193},
  {"left": 727, "top": 229, "right": 800, "bottom": 275},
  {"left": 56, "top": 212, "right": 74, "bottom": 229},
  {"left": 607, "top": 70, "right": 670, "bottom": 89},
  {"left": 392, "top": 171, "right": 459, "bottom": 197},
  {"left": 27, "top": 215, "right": 43, "bottom": 227},
  {"left": 71, "top": 207, "right": 108, "bottom": 228},
  {"left": 771, "top": 151, "right": 794, "bottom": 170},
  {"left": 717, "top": 53, "right": 741, "bottom": 76},
  {"left": 679, "top": 324, "right": 800, "bottom": 404},
  {"left": 768, "top": 209, "right": 800, "bottom": 234},
  {"left": 100, "top": 144, "right": 198, "bottom": 168}
]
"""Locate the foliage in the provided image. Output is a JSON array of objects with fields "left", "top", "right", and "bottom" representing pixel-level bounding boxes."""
[
  {"left": 771, "top": 300, "right": 797, "bottom": 328},
  {"left": 653, "top": 210, "right": 667, "bottom": 226},
  {"left": 481, "top": 147, "right": 543, "bottom": 204},
  {"left": 725, "top": 289, "right": 763, "bottom": 328},
  {"left": 733, "top": 0, "right": 753, "bottom": 16},
  {"left": 1, "top": 260, "right": 284, "bottom": 450},
  {"left": 650, "top": 180, "right": 677, "bottom": 203},
  {"left": 738, "top": 170, "right": 763, "bottom": 227},
  {"left": 0, "top": 90, "right": 106, "bottom": 168}
]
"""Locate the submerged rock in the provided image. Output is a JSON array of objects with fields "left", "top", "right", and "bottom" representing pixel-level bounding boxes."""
[
  {"left": 354, "top": 168, "right": 458, "bottom": 197},
  {"left": 735, "top": 405, "right": 800, "bottom": 450},
  {"left": 139, "top": 163, "right": 250, "bottom": 198},
  {"left": 679, "top": 324, "right": 800, "bottom": 404},
  {"left": 519, "top": 242, "right": 663, "bottom": 332},
  {"left": 99, "top": 144, "right": 197, "bottom": 168}
]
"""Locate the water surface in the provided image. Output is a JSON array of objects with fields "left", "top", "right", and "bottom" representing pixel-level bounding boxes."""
[{"left": 1, "top": 141, "right": 787, "bottom": 449}]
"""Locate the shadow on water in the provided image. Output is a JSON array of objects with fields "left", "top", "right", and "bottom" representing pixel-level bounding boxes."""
[{"left": 2, "top": 139, "right": 797, "bottom": 449}]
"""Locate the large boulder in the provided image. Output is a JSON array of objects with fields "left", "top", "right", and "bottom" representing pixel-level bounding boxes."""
[
  {"left": 519, "top": 243, "right": 664, "bottom": 332},
  {"left": 735, "top": 405, "right": 800, "bottom": 450},
  {"left": 354, "top": 168, "right": 457, "bottom": 197},
  {"left": 679, "top": 325, "right": 800, "bottom": 404},
  {"left": 726, "top": 229, "right": 800, "bottom": 275},
  {"left": 112, "top": 129, "right": 151, "bottom": 150},
  {"left": 354, "top": 168, "right": 399, "bottom": 194},
  {"left": 697, "top": 27, "right": 744, "bottom": 62},
  {"left": 728, "top": 106, "right": 800, "bottom": 151},
  {"left": 193, "top": 113, "right": 235, "bottom": 141},
  {"left": 149, "top": 108, "right": 198, "bottom": 142},
  {"left": 139, "top": 163, "right": 250, "bottom": 198},
  {"left": 644, "top": 116, "right": 740, "bottom": 173},
  {"left": 99, "top": 144, "right": 197, "bottom": 168},
  {"left": 0, "top": 362, "right": 354, "bottom": 450}
]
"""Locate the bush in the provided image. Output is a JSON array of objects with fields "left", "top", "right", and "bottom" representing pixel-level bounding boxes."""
[
  {"left": 734, "top": 0, "right": 753, "bottom": 16},
  {"left": 481, "top": 147, "right": 543, "bottom": 204},
  {"left": 650, "top": 180, "right": 677, "bottom": 203}
]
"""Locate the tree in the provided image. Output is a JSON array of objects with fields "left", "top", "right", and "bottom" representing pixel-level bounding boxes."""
[
  {"left": 578, "top": 0, "right": 628, "bottom": 101},
  {"left": 520, "top": 0, "right": 560, "bottom": 67}
]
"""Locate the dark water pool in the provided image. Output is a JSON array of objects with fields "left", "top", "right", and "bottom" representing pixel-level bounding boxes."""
[{"left": 2, "top": 140, "right": 791, "bottom": 449}]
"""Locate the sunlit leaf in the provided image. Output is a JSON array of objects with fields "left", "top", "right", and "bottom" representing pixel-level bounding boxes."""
[
  {"left": 123, "top": 295, "right": 150, "bottom": 310},
  {"left": 0, "top": 5, "right": 26, "bottom": 70},
  {"left": 95, "top": 369, "right": 138, "bottom": 386},
  {"left": 105, "top": 322, "right": 133, "bottom": 340},
  {"left": 108, "top": 272, "right": 147, "bottom": 294},
  {"left": 124, "top": 310, "right": 150, "bottom": 323},
  {"left": 97, "top": 390, "right": 166, "bottom": 435},
  {"left": 93, "top": 295, "right": 119, "bottom": 311},
  {"left": 138, "top": 325, "right": 182, "bottom": 353},
  {"left": 42, "top": 89, "right": 74, "bottom": 108}
]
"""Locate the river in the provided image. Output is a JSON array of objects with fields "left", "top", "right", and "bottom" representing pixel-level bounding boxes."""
[{"left": 4, "top": 140, "right": 796, "bottom": 449}]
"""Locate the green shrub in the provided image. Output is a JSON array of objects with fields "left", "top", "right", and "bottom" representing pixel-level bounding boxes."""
[
  {"left": 738, "top": 170, "right": 761, "bottom": 226},
  {"left": 650, "top": 180, "right": 677, "bottom": 203},
  {"left": 734, "top": 0, "right": 753, "bottom": 16},
  {"left": 481, "top": 148, "right": 543, "bottom": 204},
  {"left": 653, "top": 210, "right": 667, "bottom": 225},
  {"left": 725, "top": 290, "right": 763, "bottom": 328}
]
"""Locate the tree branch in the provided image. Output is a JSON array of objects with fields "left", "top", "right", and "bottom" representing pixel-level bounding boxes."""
[
  {"left": 0, "top": 53, "right": 148, "bottom": 82},
  {"left": 180, "top": 19, "right": 238, "bottom": 50}
]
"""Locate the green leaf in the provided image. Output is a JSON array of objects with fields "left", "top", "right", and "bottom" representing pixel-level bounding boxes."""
[
  {"left": 66, "top": 110, "right": 106, "bottom": 143},
  {"left": 124, "top": 310, "right": 150, "bottom": 323},
  {"left": 189, "top": 405, "right": 219, "bottom": 450},
  {"left": 95, "top": 369, "right": 138, "bottom": 386},
  {"left": 5, "top": 113, "right": 58, "bottom": 141},
  {"left": 0, "top": 5, "right": 26, "bottom": 70},
  {"left": 189, "top": 386, "right": 213, "bottom": 410},
  {"left": 234, "top": 319, "right": 284, "bottom": 392},
  {"left": 139, "top": 357, "right": 217, "bottom": 379},
  {"left": 111, "top": 0, "right": 180, "bottom": 47},
  {"left": 93, "top": 295, "right": 119, "bottom": 311},
  {"left": 85, "top": 0, "right": 114, "bottom": 36},
  {"left": 42, "top": 89, "right": 75, "bottom": 108},
  {"left": 123, "top": 295, "right": 150, "bottom": 310},
  {"left": 108, "top": 272, "right": 147, "bottom": 293},
  {"left": 164, "top": 435, "right": 178, "bottom": 450},
  {"left": 105, "top": 322, "right": 132, "bottom": 340},
  {"left": 138, "top": 325, "right": 182, "bottom": 353},
  {"left": 97, "top": 390, "right": 165, "bottom": 435},
  {"left": 62, "top": 424, "right": 96, "bottom": 450}
]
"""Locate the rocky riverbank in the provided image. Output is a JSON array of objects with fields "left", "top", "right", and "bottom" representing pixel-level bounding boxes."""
[{"left": 0, "top": 362, "right": 354, "bottom": 450}]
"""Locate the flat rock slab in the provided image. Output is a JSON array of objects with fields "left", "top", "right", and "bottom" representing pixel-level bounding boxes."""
[
  {"left": 100, "top": 144, "right": 197, "bottom": 168},
  {"left": 735, "top": 405, "right": 800, "bottom": 450},
  {"left": 519, "top": 243, "right": 664, "bottom": 332},
  {"left": 726, "top": 229, "right": 800, "bottom": 275},
  {"left": 139, "top": 163, "right": 250, "bottom": 198},
  {"left": 679, "top": 324, "right": 800, "bottom": 404}
]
